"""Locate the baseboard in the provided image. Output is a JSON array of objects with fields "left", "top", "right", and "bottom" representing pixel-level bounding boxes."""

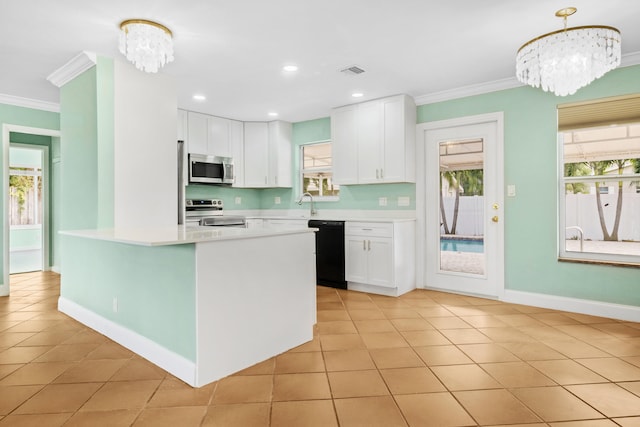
[
  {"left": 58, "top": 297, "right": 197, "bottom": 386},
  {"left": 502, "top": 289, "right": 640, "bottom": 323},
  {"left": 50, "top": 265, "right": 60, "bottom": 274},
  {"left": 348, "top": 282, "right": 414, "bottom": 297}
]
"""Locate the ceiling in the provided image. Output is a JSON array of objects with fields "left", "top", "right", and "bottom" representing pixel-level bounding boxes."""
[{"left": 2, "top": 0, "right": 640, "bottom": 123}]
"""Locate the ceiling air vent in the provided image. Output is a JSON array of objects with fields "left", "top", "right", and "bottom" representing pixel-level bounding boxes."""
[{"left": 340, "top": 65, "right": 365, "bottom": 75}]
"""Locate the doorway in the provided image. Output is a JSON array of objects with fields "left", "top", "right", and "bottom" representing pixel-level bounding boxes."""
[{"left": 416, "top": 113, "right": 504, "bottom": 298}]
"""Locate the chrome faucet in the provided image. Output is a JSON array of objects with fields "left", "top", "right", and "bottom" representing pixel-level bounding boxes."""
[{"left": 297, "top": 192, "right": 317, "bottom": 217}]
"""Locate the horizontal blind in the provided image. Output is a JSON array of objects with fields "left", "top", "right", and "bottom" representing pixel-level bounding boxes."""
[{"left": 558, "top": 94, "right": 640, "bottom": 131}]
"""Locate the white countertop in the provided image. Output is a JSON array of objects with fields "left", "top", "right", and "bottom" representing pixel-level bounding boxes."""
[
  {"left": 247, "top": 216, "right": 416, "bottom": 223},
  {"left": 60, "top": 225, "right": 316, "bottom": 247}
]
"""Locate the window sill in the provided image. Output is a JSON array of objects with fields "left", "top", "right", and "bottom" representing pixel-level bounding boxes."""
[{"left": 558, "top": 257, "right": 640, "bottom": 269}]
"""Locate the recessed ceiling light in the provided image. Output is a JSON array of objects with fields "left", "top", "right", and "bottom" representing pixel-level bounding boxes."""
[
  {"left": 352, "top": 92, "right": 364, "bottom": 98},
  {"left": 193, "top": 94, "right": 206, "bottom": 101},
  {"left": 282, "top": 65, "right": 298, "bottom": 72},
  {"left": 268, "top": 112, "right": 279, "bottom": 117}
]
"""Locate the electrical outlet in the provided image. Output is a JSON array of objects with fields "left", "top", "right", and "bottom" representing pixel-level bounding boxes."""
[
  {"left": 378, "top": 197, "right": 388, "bottom": 206},
  {"left": 397, "top": 196, "right": 410, "bottom": 206},
  {"left": 112, "top": 297, "right": 118, "bottom": 313},
  {"left": 507, "top": 184, "right": 516, "bottom": 197},
  {"left": 235, "top": 196, "right": 242, "bottom": 204},
  {"left": 275, "top": 196, "right": 281, "bottom": 204}
]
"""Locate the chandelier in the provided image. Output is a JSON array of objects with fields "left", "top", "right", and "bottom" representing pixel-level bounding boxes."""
[
  {"left": 516, "top": 7, "right": 621, "bottom": 96},
  {"left": 119, "top": 19, "right": 174, "bottom": 73}
]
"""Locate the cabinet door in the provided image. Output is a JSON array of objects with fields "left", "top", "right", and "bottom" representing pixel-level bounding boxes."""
[
  {"left": 357, "top": 100, "right": 384, "bottom": 184},
  {"left": 367, "top": 237, "right": 394, "bottom": 287},
  {"left": 208, "top": 116, "right": 231, "bottom": 157},
  {"left": 187, "top": 112, "right": 209, "bottom": 155},
  {"left": 268, "top": 121, "right": 292, "bottom": 188},
  {"left": 345, "top": 236, "right": 368, "bottom": 283},
  {"left": 177, "top": 109, "right": 188, "bottom": 141},
  {"left": 243, "top": 122, "right": 269, "bottom": 187},
  {"left": 381, "top": 96, "right": 405, "bottom": 183},
  {"left": 332, "top": 105, "right": 359, "bottom": 184},
  {"left": 230, "top": 120, "right": 245, "bottom": 187}
]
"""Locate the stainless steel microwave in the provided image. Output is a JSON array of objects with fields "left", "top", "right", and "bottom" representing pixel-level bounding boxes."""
[{"left": 188, "top": 154, "right": 234, "bottom": 185}]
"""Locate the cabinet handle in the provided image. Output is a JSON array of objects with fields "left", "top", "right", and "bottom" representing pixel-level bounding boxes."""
[
  {"left": 362, "top": 228, "right": 373, "bottom": 231},
  {"left": 367, "top": 240, "right": 371, "bottom": 251},
  {"left": 380, "top": 169, "right": 383, "bottom": 179},
  {"left": 363, "top": 240, "right": 366, "bottom": 251},
  {"left": 376, "top": 169, "right": 379, "bottom": 179}
]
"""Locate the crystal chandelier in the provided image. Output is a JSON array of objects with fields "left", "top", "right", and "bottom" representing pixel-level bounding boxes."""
[
  {"left": 119, "top": 19, "right": 174, "bottom": 73},
  {"left": 516, "top": 8, "right": 621, "bottom": 96}
]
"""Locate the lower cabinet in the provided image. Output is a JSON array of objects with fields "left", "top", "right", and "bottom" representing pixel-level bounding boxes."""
[{"left": 345, "top": 221, "right": 415, "bottom": 296}]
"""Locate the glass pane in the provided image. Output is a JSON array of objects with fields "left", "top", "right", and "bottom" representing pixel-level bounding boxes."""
[
  {"left": 303, "top": 143, "right": 332, "bottom": 170},
  {"left": 564, "top": 178, "right": 640, "bottom": 256},
  {"left": 302, "top": 172, "right": 339, "bottom": 197},
  {"left": 439, "top": 139, "right": 485, "bottom": 275}
]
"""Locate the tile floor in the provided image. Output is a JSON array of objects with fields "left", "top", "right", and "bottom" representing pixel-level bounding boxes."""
[{"left": 1, "top": 272, "right": 640, "bottom": 426}]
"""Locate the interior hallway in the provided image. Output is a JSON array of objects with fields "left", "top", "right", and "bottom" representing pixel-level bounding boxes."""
[{"left": 0, "top": 271, "right": 639, "bottom": 426}]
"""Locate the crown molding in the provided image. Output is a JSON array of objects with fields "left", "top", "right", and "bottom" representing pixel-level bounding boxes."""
[
  {"left": 46, "top": 51, "right": 97, "bottom": 88},
  {"left": 416, "top": 50, "right": 640, "bottom": 106},
  {"left": 0, "top": 93, "right": 59, "bottom": 112}
]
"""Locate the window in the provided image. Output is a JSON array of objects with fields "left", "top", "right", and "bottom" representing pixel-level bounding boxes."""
[
  {"left": 558, "top": 95, "right": 640, "bottom": 265},
  {"left": 9, "top": 166, "right": 42, "bottom": 226},
  {"left": 299, "top": 141, "right": 339, "bottom": 200}
]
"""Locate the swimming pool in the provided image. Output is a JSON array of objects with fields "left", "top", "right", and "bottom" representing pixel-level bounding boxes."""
[{"left": 440, "top": 238, "right": 484, "bottom": 253}]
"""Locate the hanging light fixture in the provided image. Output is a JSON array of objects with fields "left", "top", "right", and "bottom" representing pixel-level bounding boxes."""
[
  {"left": 119, "top": 19, "right": 174, "bottom": 73},
  {"left": 516, "top": 7, "right": 621, "bottom": 96}
]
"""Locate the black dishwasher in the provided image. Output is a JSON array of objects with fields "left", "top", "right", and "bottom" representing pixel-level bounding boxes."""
[{"left": 308, "top": 220, "right": 347, "bottom": 289}]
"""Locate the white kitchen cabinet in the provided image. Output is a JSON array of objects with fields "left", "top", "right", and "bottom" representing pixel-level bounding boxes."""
[
  {"left": 230, "top": 120, "right": 244, "bottom": 187},
  {"left": 245, "top": 218, "right": 264, "bottom": 229},
  {"left": 331, "top": 94, "right": 416, "bottom": 185},
  {"left": 187, "top": 112, "right": 209, "bottom": 155},
  {"left": 241, "top": 121, "right": 292, "bottom": 188},
  {"left": 264, "top": 218, "right": 309, "bottom": 228},
  {"left": 177, "top": 109, "right": 188, "bottom": 142},
  {"left": 345, "top": 220, "right": 415, "bottom": 296},
  {"left": 186, "top": 112, "right": 239, "bottom": 158}
]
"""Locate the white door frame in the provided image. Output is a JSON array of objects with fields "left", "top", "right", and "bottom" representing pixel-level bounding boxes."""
[
  {"left": 416, "top": 112, "right": 504, "bottom": 298},
  {"left": 2, "top": 124, "right": 60, "bottom": 296}
]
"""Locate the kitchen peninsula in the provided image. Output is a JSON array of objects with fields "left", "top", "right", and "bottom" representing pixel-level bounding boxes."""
[{"left": 59, "top": 225, "right": 317, "bottom": 387}]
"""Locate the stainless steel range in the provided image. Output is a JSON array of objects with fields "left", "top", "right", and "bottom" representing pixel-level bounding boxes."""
[{"left": 185, "top": 199, "right": 246, "bottom": 227}]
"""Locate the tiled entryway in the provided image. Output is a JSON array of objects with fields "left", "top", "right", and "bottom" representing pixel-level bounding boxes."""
[{"left": 1, "top": 271, "right": 640, "bottom": 426}]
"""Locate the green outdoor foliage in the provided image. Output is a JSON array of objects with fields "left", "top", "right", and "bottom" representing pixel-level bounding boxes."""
[{"left": 440, "top": 169, "right": 483, "bottom": 235}]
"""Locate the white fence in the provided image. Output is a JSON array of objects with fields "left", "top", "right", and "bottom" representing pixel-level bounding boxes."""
[{"left": 441, "top": 194, "right": 640, "bottom": 242}]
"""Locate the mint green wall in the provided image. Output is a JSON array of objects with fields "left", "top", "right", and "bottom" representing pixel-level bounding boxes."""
[
  {"left": 0, "top": 103, "right": 59, "bottom": 284},
  {"left": 96, "top": 57, "right": 115, "bottom": 228},
  {"left": 61, "top": 236, "right": 196, "bottom": 360},
  {"left": 10, "top": 227, "right": 41, "bottom": 249},
  {"left": 192, "top": 116, "right": 416, "bottom": 211},
  {"left": 418, "top": 64, "right": 640, "bottom": 306}
]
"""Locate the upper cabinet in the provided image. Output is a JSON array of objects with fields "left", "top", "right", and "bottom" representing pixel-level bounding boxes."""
[
  {"left": 241, "top": 121, "right": 292, "bottom": 188},
  {"left": 332, "top": 94, "right": 416, "bottom": 185},
  {"left": 186, "top": 111, "right": 241, "bottom": 158}
]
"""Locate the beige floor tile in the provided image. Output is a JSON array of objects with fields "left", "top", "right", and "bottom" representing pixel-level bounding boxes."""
[
  {"left": 566, "top": 383, "right": 640, "bottom": 417},
  {"left": 495, "top": 314, "right": 545, "bottom": 327},
  {"left": 400, "top": 330, "right": 451, "bottom": 346},
  {"left": 380, "top": 367, "right": 446, "bottom": 394},
  {"left": 0, "top": 364, "right": 23, "bottom": 382},
  {"left": 518, "top": 325, "right": 574, "bottom": 341},
  {"left": 323, "top": 349, "right": 376, "bottom": 371},
  {"left": 576, "top": 357, "right": 640, "bottom": 381},
  {"left": 272, "top": 372, "right": 331, "bottom": 401},
  {"left": 439, "top": 328, "right": 493, "bottom": 344},
  {"left": 0, "top": 413, "right": 72, "bottom": 426},
  {"left": 458, "top": 343, "right": 520, "bottom": 363},
  {"left": 110, "top": 358, "right": 168, "bottom": 382},
  {"left": 0, "top": 333, "right": 35, "bottom": 348},
  {"left": 234, "top": 357, "right": 275, "bottom": 375},
  {"left": 288, "top": 336, "right": 321, "bottom": 352},
  {"left": 148, "top": 378, "right": 215, "bottom": 407},
  {"left": 454, "top": 389, "right": 542, "bottom": 425},
  {"left": 274, "top": 351, "right": 325, "bottom": 373},
  {"left": 334, "top": 396, "right": 407, "bottom": 427},
  {"left": 426, "top": 317, "right": 473, "bottom": 329},
  {"left": 529, "top": 312, "right": 582, "bottom": 326},
  {"left": 555, "top": 324, "right": 617, "bottom": 341},
  {"left": 317, "top": 310, "right": 348, "bottom": 321},
  {"left": 381, "top": 308, "right": 421, "bottom": 319},
  {"left": 549, "top": 420, "right": 618, "bottom": 427},
  {"left": 211, "top": 375, "right": 272, "bottom": 404},
  {"left": 0, "top": 385, "right": 43, "bottom": 415},
  {"left": 589, "top": 338, "right": 640, "bottom": 358},
  {"left": 61, "top": 329, "right": 108, "bottom": 345},
  {"left": 592, "top": 323, "right": 640, "bottom": 339},
  {"left": 431, "top": 364, "right": 502, "bottom": 391},
  {"left": 317, "top": 302, "right": 345, "bottom": 311},
  {"left": 347, "top": 309, "right": 386, "bottom": 320},
  {"left": 354, "top": 319, "right": 396, "bottom": 333},
  {"left": 369, "top": 347, "right": 425, "bottom": 369},
  {"left": 498, "top": 341, "right": 567, "bottom": 360},
  {"left": 480, "top": 362, "right": 556, "bottom": 388},
  {"left": 414, "top": 345, "right": 473, "bottom": 366},
  {"left": 543, "top": 340, "right": 611, "bottom": 358},
  {"left": 33, "top": 343, "right": 100, "bottom": 362},
  {"left": 203, "top": 403, "right": 270, "bottom": 427},
  {"left": 612, "top": 417, "right": 640, "bottom": 427},
  {"left": 327, "top": 370, "right": 389, "bottom": 398},
  {"left": 85, "top": 342, "right": 134, "bottom": 360},
  {"left": 53, "top": 359, "right": 128, "bottom": 383},
  {"left": 63, "top": 409, "right": 140, "bottom": 427},
  {"left": 343, "top": 301, "right": 378, "bottom": 310},
  {"left": 511, "top": 386, "right": 605, "bottom": 421},
  {"left": 0, "top": 346, "right": 52, "bottom": 364},
  {"left": 618, "top": 381, "right": 640, "bottom": 397},
  {"left": 395, "top": 392, "right": 475, "bottom": 427},
  {"left": 360, "top": 332, "right": 409, "bottom": 349},
  {"left": 530, "top": 359, "right": 608, "bottom": 384},
  {"left": 132, "top": 406, "right": 207, "bottom": 426},
  {"left": 15, "top": 330, "right": 78, "bottom": 347},
  {"left": 79, "top": 380, "right": 161, "bottom": 411},
  {"left": 271, "top": 400, "right": 338, "bottom": 427},
  {"left": 389, "top": 318, "right": 433, "bottom": 331},
  {"left": 316, "top": 320, "right": 358, "bottom": 335},
  {"left": 415, "top": 306, "right": 455, "bottom": 317},
  {"left": 0, "top": 361, "right": 73, "bottom": 385},
  {"left": 319, "top": 334, "right": 365, "bottom": 351},
  {"left": 14, "top": 382, "right": 102, "bottom": 414},
  {"left": 478, "top": 327, "right": 538, "bottom": 343},
  {"left": 624, "top": 356, "right": 640, "bottom": 368},
  {"left": 459, "top": 315, "right": 509, "bottom": 328}
]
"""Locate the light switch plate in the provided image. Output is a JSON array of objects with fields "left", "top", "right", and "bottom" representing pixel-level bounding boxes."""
[
  {"left": 397, "top": 196, "right": 410, "bottom": 206},
  {"left": 507, "top": 185, "right": 516, "bottom": 197},
  {"left": 274, "top": 196, "right": 281, "bottom": 204},
  {"left": 235, "top": 196, "right": 242, "bottom": 204}
]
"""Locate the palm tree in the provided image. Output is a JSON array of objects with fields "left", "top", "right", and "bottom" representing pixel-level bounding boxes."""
[
  {"left": 588, "top": 160, "right": 627, "bottom": 241},
  {"left": 440, "top": 169, "right": 483, "bottom": 235},
  {"left": 564, "top": 163, "right": 590, "bottom": 194}
]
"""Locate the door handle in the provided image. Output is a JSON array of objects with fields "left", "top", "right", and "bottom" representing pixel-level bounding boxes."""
[{"left": 492, "top": 216, "right": 499, "bottom": 223}]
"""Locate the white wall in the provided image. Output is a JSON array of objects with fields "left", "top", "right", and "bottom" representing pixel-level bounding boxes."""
[{"left": 113, "top": 61, "right": 177, "bottom": 228}]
